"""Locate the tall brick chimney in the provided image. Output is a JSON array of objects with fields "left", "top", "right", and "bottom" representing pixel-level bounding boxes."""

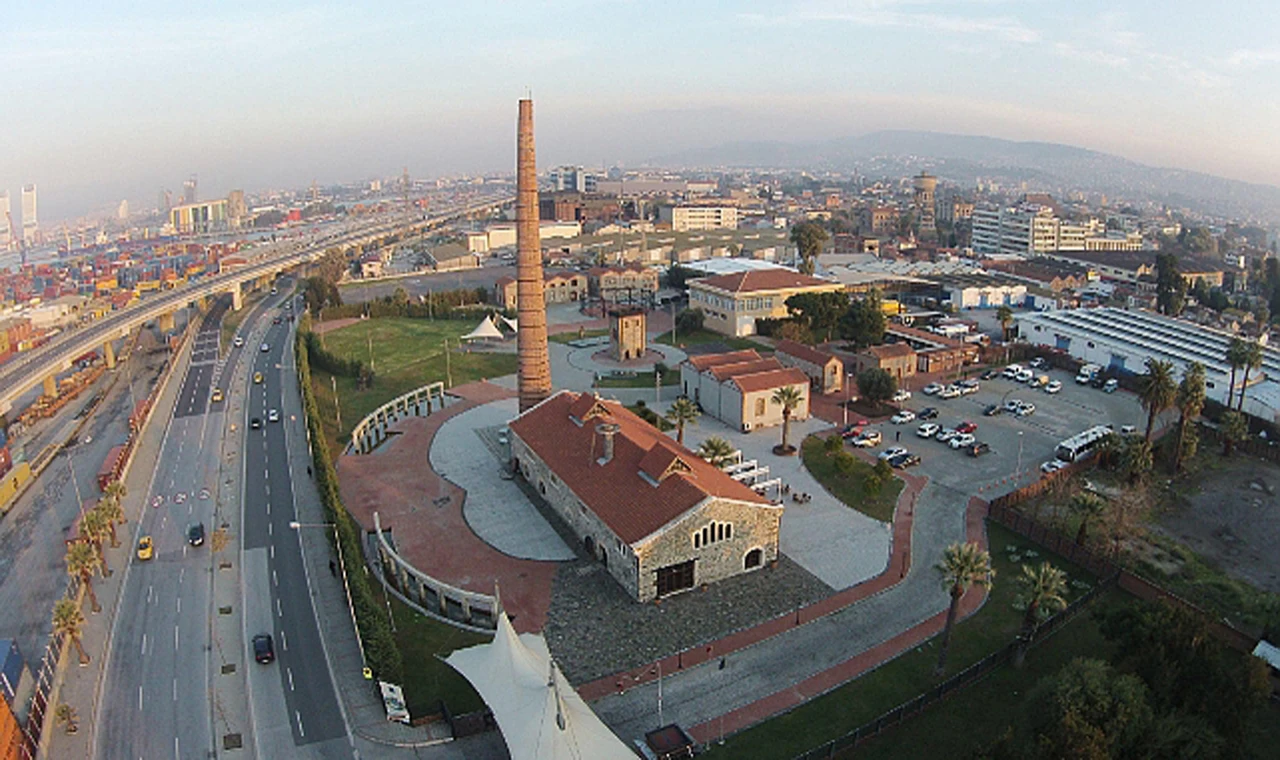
[{"left": 516, "top": 98, "right": 551, "bottom": 412}]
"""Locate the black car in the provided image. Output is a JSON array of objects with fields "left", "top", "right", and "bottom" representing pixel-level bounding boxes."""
[
  {"left": 252, "top": 633, "right": 275, "bottom": 664},
  {"left": 888, "top": 452, "right": 921, "bottom": 469},
  {"left": 982, "top": 404, "right": 1003, "bottom": 417},
  {"left": 250, "top": 417, "right": 262, "bottom": 429},
  {"left": 918, "top": 407, "right": 939, "bottom": 420},
  {"left": 1089, "top": 374, "right": 1108, "bottom": 389},
  {"left": 980, "top": 369, "right": 999, "bottom": 380},
  {"left": 968, "top": 441, "right": 992, "bottom": 457},
  {"left": 187, "top": 522, "right": 205, "bottom": 547},
  {"left": 272, "top": 317, "right": 281, "bottom": 325}
]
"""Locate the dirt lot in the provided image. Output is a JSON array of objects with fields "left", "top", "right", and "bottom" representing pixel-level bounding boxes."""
[{"left": 1155, "top": 456, "right": 1280, "bottom": 594}]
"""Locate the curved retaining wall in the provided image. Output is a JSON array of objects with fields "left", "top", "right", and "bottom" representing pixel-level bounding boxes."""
[{"left": 345, "top": 382, "right": 447, "bottom": 455}]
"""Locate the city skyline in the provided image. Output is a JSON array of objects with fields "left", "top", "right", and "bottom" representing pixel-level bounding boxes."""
[{"left": 4, "top": 0, "right": 1280, "bottom": 221}]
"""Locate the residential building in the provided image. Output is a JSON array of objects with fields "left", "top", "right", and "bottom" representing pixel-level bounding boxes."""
[
  {"left": 852, "top": 342, "right": 917, "bottom": 381},
  {"left": 863, "top": 206, "right": 899, "bottom": 236},
  {"left": 774, "top": 339, "right": 844, "bottom": 394},
  {"left": 659, "top": 205, "right": 739, "bottom": 232},
  {"left": 494, "top": 270, "right": 587, "bottom": 309},
  {"left": 687, "top": 269, "right": 844, "bottom": 337},
  {"left": 680, "top": 350, "right": 811, "bottom": 431},
  {"left": 508, "top": 391, "right": 782, "bottom": 602},
  {"left": 588, "top": 265, "right": 660, "bottom": 305}
]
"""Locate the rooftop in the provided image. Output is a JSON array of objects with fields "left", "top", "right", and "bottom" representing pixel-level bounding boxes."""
[
  {"left": 775, "top": 339, "right": 838, "bottom": 366},
  {"left": 691, "top": 269, "right": 838, "bottom": 295}
]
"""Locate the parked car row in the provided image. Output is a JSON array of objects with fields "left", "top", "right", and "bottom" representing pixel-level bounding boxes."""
[
  {"left": 921, "top": 379, "right": 980, "bottom": 400},
  {"left": 876, "top": 446, "right": 921, "bottom": 469},
  {"left": 917, "top": 419, "right": 991, "bottom": 457}
]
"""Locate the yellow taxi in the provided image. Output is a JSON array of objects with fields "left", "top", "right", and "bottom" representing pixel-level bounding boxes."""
[
  {"left": 137, "top": 536, "right": 154, "bottom": 561},
  {"left": 211, "top": 387, "right": 224, "bottom": 403},
  {"left": 253, "top": 371, "right": 264, "bottom": 384}
]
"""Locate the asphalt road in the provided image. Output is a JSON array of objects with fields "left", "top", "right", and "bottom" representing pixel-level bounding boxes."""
[{"left": 241, "top": 296, "right": 349, "bottom": 757}]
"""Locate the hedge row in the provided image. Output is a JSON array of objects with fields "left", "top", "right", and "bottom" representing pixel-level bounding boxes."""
[
  {"left": 295, "top": 325, "right": 405, "bottom": 683},
  {"left": 302, "top": 331, "right": 364, "bottom": 378}
]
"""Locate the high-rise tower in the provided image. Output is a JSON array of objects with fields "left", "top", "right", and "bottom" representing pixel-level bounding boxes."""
[
  {"left": 516, "top": 98, "right": 551, "bottom": 412},
  {"left": 0, "top": 191, "right": 10, "bottom": 249},
  {"left": 21, "top": 185, "right": 38, "bottom": 244},
  {"left": 913, "top": 172, "right": 937, "bottom": 235}
]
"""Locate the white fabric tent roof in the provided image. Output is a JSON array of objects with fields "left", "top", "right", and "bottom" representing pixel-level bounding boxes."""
[
  {"left": 501, "top": 315, "right": 519, "bottom": 332},
  {"left": 444, "top": 613, "right": 635, "bottom": 760},
  {"left": 461, "top": 316, "right": 505, "bottom": 342}
]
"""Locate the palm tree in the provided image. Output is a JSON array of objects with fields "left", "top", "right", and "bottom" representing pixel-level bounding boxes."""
[
  {"left": 1095, "top": 431, "right": 1122, "bottom": 470},
  {"left": 53, "top": 597, "right": 89, "bottom": 665},
  {"left": 79, "top": 509, "right": 112, "bottom": 577},
  {"left": 771, "top": 386, "right": 806, "bottom": 454},
  {"left": 995, "top": 305, "right": 1015, "bottom": 341},
  {"left": 102, "top": 480, "right": 127, "bottom": 508},
  {"left": 1222, "top": 410, "right": 1248, "bottom": 456},
  {"left": 696, "top": 436, "right": 737, "bottom": 468},
  {"left": 1172, "top": 362, "right": 1206, "bottom": 473},
  {"left": 664, "top": 397, "right": 700, "bottom": 446},
  {"left": 94, "top": 499, "right": 123, "bottom": 548},
  {"left": 1014, "top": 562, "right": 1068, "bottom": 668},
  {"left": 1120, "top": 435, "right": 1154, "bottom": 483},
  {"left": 1237, "top": 339, "right": 1263, "bottom": 413},
  {"left": 66, "top": 542, "right": 101, "bottom": 614},
  {"left": 1136, "top": 358, "right": 1177, "bottom": 442},
  {"left": 934, "top": 541, "right": 994, "bottom": 677},
  {"left": 1225, "top": 336, "right": 1246, "bottom": 409},
  {"left": 1070, "top": 492, "right": 1106, "bottom": 546}
]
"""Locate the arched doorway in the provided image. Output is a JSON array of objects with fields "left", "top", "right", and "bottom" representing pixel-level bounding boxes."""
[{"left": 744, "top": 549, "right": 762, "bottom": 569}]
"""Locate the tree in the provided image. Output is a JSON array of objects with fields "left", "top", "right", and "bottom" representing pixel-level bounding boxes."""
[
  {"left": 65, "top": 542, "right": 101, "bottom": 614},
  {"left": 93, "top": 499, "right": 123, "bottom": 548},
  {"left": 1172, "top": 362, "right": 1206, "bottom": 473},
  {"left": 664, "top": 397, "right": 700, "bottom": 446},
  {"left": 1154, "top": 253, "right": 1187, "bottom": 316},
  {"left": 1026, "top": 658, "right": 1155, "bottom": 759},
  {"left": 933, "top": 541, "right": 994, "bottom": 676},
  {"left": 833, "top": 450, "right": 856, "bottom": 477},
  {"left": 856, "top": 368, "right": 897, "bottom": 410},
  {"left": 822, "top": 434, "right": 843, "bottom": 455},
  {"left": 1070, "top": 493, "right": 1106, "bottom": 546},
  {"left": 391, "top": 286, "right": 410, "bottom": 309},
  {"left": 995, "top": 305, "right": 1015, "bottom": 341},
  {"left": 771, "top": 385, "right": 805, "bottom": 453},
  {"left": 1221, "top": 410, "right": 1248, "bottom": 456},
  {"left": 864, "top": 458, "right": 893, "bottom": 495},
  {"left": 785, "top": 291, "right": 849, "bottom": 343},
  {"left": 53, "top": 597, "right": 90, "bottom": 665},
  {"left": 674, "top": 308, "right": 704, "bottom": 336},
  {"left": 1014, "top": 562, "right": 1068, "bottom": 668},
  {"left": 102, "top": 480, "right": 127, "bottom": 507},
  {"left": 665, "top": 264, "right": 700, "bottom": 291},
  {"left": 839, "top": 290, "right": 887, "bottom": 349},
  {"left": 1118, "top": 435, "right": 1154, "bottom": 483},
  {"left": 79, "top": 509, "right": 112, "bottom": 577},
  {"left": 1236, "top": 339, "right": 1262, "bottom": 412},
  {"left": 54, "top": 703, "right": 79, "bottom": 735},
  {"left": 1225, "top": 336, "right": 1247, "bottom": 409},
  {"left": 1136, "top": 357, "right": 1176, "bottom": 441},
  {"left": 696, "top": 436, "right": 736, "bottom": 468},
  {"left": 789, "top": 221, "right": 828, "bottom": 275}
]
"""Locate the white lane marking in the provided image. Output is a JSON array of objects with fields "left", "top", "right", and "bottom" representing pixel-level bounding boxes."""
[
  {"left": 147, "top": 586, "right": 153, "bottom": 604},
  {"left": 182, "top": 544, "right": 187, "bottom": 558},
  {"left": 140, "top": 634, "right": 147, "bottom": 656},
  {"left": 264, "top": 468, "right": 269, "bottom": 480},
  {"left": 188, "top": 504, "right": 192, "bottom": 515},
  {"left": 280, "top": 630, "right": 287, "bottom": 650},
  {"left": 172, "top": 678, "right": 177, "bottom": 701},
  {"left": 266, "top": 501, "right": 271, "bottom": 515},
  {"left": 265, "top": 484, "right": 270, "bottom": 497},
  {"left": 179, "top": 567, "right": 184, "bottom": 584},
  {"left": 174, "top": 735, "right": 179, "bottom": 760},
  {"left": 138, "top": 685, "right": 143, "bottom": 711},
  {"left": 276, "top": 598, "right": 282, "bottom": 618},
  {"left": 272, "top": 569, "right": 278, "bottom": 587},
  {"left": 269, "top": 544, "right": 274, "bottom": 559},
  {"left": 174, "top": 624, "right": 179, "bottom": 650},
  {"left": 176, "top": 597, "right": 181, "bottom": 614},
  {"left": 295, "top": 711, "right": 305, "bottom": 738},
  {"left": 287, "top": 667, "right": 295, "bottom": 691},
  {"left": 268, "top": 522, "right": 272, "bottom": 536}
]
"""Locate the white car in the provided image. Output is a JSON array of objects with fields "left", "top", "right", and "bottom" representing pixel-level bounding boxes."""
[
  {"left": 1045, "top": 380, "right": 1063, "bottom": 394},
  {"left": 935, "top": 428, "right": 959, "bottom": 442},
  {"left": 938, "top": 385, "right": 962, "bottom": 399},
  {"left": 1004, "top": 399, "right": 1024, "bottom": 413},
  {"left": 949, "top": 433, "right": 977, "bottom": 449},
  {"left": 922, "top": 383, "right": 944, "bottom": 396},
  {"left": 267, "top": 408, "right": 280, "bottom": 423},
  {"left": 1119, "top": 424, "right": 1137, "bottom": 435},
  {"left": 890, "top": 410, "right": 916, "bottom": 424},
  {"left": 892, "top": 389, "right": 912, "bottom": 402},
  {"left": 1016, "top": 402, "right": 1037, "bottom": 416},
  {"left": 1041, "top": 459, "right": 1068, "bottom": 474},
  {"left": 878, "top": 447, "right": 908, "bottom": 461},
  {"left": 916, "top": 423, "right": 940, "bottom": 438},
  {"left": 234, "top": 336, "right": 245, "bottom": 348},
  {"left": 1002, "top": 364, "right": 1023, "bottom": 379},
  {"left": 260, "top": 343, "right": 270, "bottom": 353},
  {"left": 852, "top": 430, "right": 883, "bottom": 448},
  {"left": 1015, "top": 369, "right": 1035, "bottom": 383},
  {"left": 959, "top": 382, "right": 980, "bottom": 396}
]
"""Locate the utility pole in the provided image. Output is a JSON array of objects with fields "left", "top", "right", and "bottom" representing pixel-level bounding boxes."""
[
  {"left": 655, "top": 368, "right": 662, "bottom": 405},
  {"left": 444, "top": 338, "right": 452, "bottom": 388},
  {"left": 331, "top": 375, "right": 343, "bottom": 432}
]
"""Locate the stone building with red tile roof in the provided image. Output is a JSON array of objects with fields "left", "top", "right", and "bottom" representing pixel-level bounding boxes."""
[
  {"left": 508, "top": 391, "right": 782, "bottom": 601},
  {"left": 775, "top": 339, "right": 844, "bottom": 394},
  {"left": 853, "top": 342, "right": 918, "bottom": 381},
  {"left": 679, "top": 349, "right": 811, "bottom": 432}
]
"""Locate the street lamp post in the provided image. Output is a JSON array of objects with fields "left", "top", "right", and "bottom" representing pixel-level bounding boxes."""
[
  {"left": 289, "top": 521, "right": 366, "bottom": 667},
  {"left": 1016, "top": 431, "right": 1024, "bottom": 481}
]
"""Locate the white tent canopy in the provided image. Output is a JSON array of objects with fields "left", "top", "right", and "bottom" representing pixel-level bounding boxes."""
[
  {"left": 461, "top": 316, "right": 505, "bottom": 342},
  {"left": 500, "top": 315, "right": 519, "bottom": 332},
  {"left": 444, "top": 612, "right": 635, "bottom": 760}
]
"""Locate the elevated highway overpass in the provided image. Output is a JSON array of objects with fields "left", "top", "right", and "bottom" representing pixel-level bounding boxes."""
[{"left": 0, "top": 195, "right": 510, "bottom": 416}]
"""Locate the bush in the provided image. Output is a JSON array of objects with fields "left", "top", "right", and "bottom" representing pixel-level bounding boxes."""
[{"left": 675, "top": 307, "right": 705, "bottom": 334}]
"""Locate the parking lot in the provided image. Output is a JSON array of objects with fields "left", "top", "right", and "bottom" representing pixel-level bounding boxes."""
[{"left": 865, "top": 363, "right": 1151, "bottom": 498}]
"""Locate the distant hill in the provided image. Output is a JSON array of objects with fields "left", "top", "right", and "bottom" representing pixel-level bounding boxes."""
[{"left": 646, "top": 130, "right": 1280, "bottom": 222}]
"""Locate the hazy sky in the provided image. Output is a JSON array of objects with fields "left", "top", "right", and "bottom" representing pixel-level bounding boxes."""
[{"left": 4, "top": 0, "right": 1280, "bottom": 222}]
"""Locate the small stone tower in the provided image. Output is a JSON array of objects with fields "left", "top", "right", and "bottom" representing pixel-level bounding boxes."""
[{"left": 609, "top": 306, "right": 646, "bottom": 362}]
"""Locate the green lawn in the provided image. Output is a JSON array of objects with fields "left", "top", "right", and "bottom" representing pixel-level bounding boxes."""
[
  {"left": 309, "top": 317, "right": 517, "bottom": 453},
  {"left": 709, "top": 523, "right": 1098, "bottom": 760},
  {"left": 371, "top": 583, "right": 487, "bottom": 718},
  {"left": 220, "top": 290, "right": 267, "bottom": 352},
  {"left": 801, "top": 435, "right": 905, "bottom": 523},
  {"left": 596, "top": 370, "right": 681, "bottom": 388},
  {"left": 548, "top": 328, "right": 609, "bottom": 345},
  {"left": 655, "top": 328, "right": 771, "bottom": 353}
]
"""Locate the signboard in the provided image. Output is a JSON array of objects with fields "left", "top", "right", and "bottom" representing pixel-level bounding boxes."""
[{"left": 379, "top": 681, "right": 410, "bottom": 724}]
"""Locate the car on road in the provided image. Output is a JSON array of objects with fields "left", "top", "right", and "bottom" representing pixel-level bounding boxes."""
[
  {"left": 272, "top": 317, "right": 281, "bottom": 325},
  {"left": 878, "top": 447, "right": 908, "bottom": 461},
  {"left": 840, "top": 423, "right": 867, "bottom": 439},
  {"left": 983, "top": 404, "right": 1003, "bottom": 417},
  {"left": 253, "top": 634, "right": 275, "bottom": 664},
  {"left": 1029, "top": 357, "right": 1046, "bottom": 369},
  {"left": 233, "top": 336, "right": 245, "bottom": 348},
  {"left": 253, "top": 371, "right": 264, "bottom": 384},
  {"left": 211, "top": 388, "right": 224, "bottom": 403},
  {"left": 967, "top": 441, "right": 991, "bottom": 457},
  {"left": 1004, "top": 399, "right": 1024, "bottom": 413},
  {"left": 917, "top": 423, "right": 940, "bottom": 438},
  {"left": 892, "top": 389, "right": 912, "bottom": 402},
  {"left": 980, "top": 369, "right": 1000, "bottom": 380},
  {"left": 1015, "top": 368, "right": 1035, "bottom": 383},
  {"left": 136, "top": 536, "right": 153, "bottom": 561},
  {"left": 1041, "top": 459, "right": 1068, "bottom": 474},
  {"left": 938, "top": 385, "right": 962, "bottom": 399},
  {"left": 187, "top": 522, "right": 205, "bottom": 547},
  {"left": 1089, "top": 375, "right": 1109, "bottom": 389},
  {"left": 250, "top": 417, "right": 261, "bottom": 429},
  {"left": 917, "top": 407, "right": 939, "bottom": 420},
  {"left": 1016, "top": 401, "right": 1037, "bottom": 417},
  {"left": 1045, "top": 380, "right": 1063, "bottom": 394},
  {"left": 852, "top": 431, "right": 883, "bottom": 448},
  {"left": 270, "top": 287, "right": 278, "bottom": 295},
  {"left": 890, "top": 410, "right": 916, "bottom": 424},
  {"left": 1103, "top": 378, "right": 1119, "bottom": 393},
  {"left": 949, "top": 433, "right": 977, "bottom": 449},
  {"left": 888, "top": 452, "right": 921, "bottom": 469},
  {"left": 1002, "top": 364, "right": 1024, "bottom": 379},
  {"left": 1120, "top": 424, "right": 1137, "bottom": 435},
  {"left": 921, "top": 383, "right": 944, "bottom": 395},
  {"left": 935, "top": 427, "right": 959, "bottom": 443},
  {"left": 260, "top": 343, "right": 270, "bottom": 353},
  {"left": 268, "top": 408, "right": 280, "bottom": 423},
  {"left": 956, "top": 421, "right": 978, "bottom": 434}
]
